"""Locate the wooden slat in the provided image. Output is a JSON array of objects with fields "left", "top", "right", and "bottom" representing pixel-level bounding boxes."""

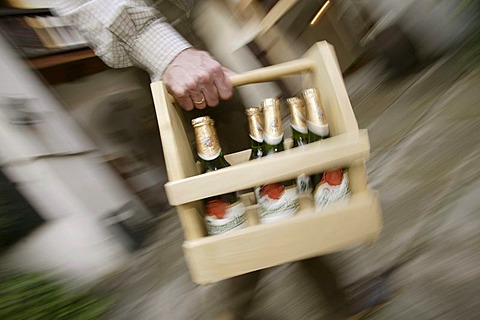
[
  {"left": 183, "top": 190, "right": 382, "bottom": 284},
  {"left": 151, "top": 81, "right": 204, "bottom": 240},
  {"left": 230, "top": 57, "right": 313, "bottom": 86},
  {"left": 165, "top": 130, "right": 370, "bottom": 206}
]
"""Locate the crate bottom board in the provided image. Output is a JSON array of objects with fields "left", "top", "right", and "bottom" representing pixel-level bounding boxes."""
[{"left": 182, "top": 190, "right": 382, "bottom": 285}]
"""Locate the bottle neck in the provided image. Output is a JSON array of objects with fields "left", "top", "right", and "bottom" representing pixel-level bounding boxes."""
[
  {"left": 249, "top": 138, "right": 264, "bottom": 160},
  {"left": 308, "top": 131, "right": 322, "bottom": 143},
  {"left": 264, "top": 139, "right": 284, "bottom": 156},
  {"left": 200, "top": 151, "right": 231, "bottom": 173},
  {"left": 291, "top": 127, "right": 309, "bottom": 147}
]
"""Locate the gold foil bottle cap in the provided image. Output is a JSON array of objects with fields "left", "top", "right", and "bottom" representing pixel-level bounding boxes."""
[
  {"left": 302, "top": 88, "right": 319, "bottom": 100},
  {"left": 191, "top": 116, "right": 212, "bottom": 128},
  {"left": 302, "top": 88, "right": 330, "bottom": 137},
  {"left": 245, "top": 107, "right": 261, "bottom": 116},
  {"left": 192, "top": 116, "right": 221, "bottom": 160},
  {"left": 261, "top": 97, "right": 283, "bottom": 145},
  {"left": 245, "top": 107, "right": 264, "bottom": 143},
  {"left": 286, "top": 97, "right": 307, "bottom": 134}
]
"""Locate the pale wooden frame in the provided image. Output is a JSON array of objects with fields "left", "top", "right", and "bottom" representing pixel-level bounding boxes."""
[{"left": 150, "top": 41, "right": 382, "bottom": 284}]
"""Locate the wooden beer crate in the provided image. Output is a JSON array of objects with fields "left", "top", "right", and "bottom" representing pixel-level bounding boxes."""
[{"left": 150, "top": 41, "right": 382, "bottom": 285}]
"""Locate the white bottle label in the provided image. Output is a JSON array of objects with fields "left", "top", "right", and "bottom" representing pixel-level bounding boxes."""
[
  {"left": 205, "top": 201, "right": 247, "bottom": 235},
  {"left": 258, "top": 184, "right": 299, "bottom": 223},
  {"left": 313, "top": 169, "right": 350, "bottom": 210}
]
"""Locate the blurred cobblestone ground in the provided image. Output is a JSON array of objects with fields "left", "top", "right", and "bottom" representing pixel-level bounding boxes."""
[{"left": 99, "top": 45, "right": 480, "bottom": 319}]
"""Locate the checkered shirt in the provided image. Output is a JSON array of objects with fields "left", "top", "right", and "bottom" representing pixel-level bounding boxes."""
[{"left": 52, "top": 0, "right": 198, "bottom": 80}]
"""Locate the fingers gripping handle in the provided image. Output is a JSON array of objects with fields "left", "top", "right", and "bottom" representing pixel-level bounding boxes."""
[{"left": 167, "top": 57, "right": 314, "bottom": 102}]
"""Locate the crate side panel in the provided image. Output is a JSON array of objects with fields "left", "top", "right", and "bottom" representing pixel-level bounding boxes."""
[
  {"left": 151, "top": 82, "right": 205, "bottom": 240},
  {"left": 224, "top": 149, "right": 251, "bottom": 165},
  {"left": 150, "top": 82, "right": 197, "bottom": 182},
  {"left": 183, "top": 191, "right": 382, "bottom": 284},
  {"left": 176, "top": 202, "right": 207, "bottom": 240},
  {"left": 348, "top": 160, "right": 369, "bottom": 194},
  {"left": 165, "top": 131, "right": 370, "bottom": 206}
]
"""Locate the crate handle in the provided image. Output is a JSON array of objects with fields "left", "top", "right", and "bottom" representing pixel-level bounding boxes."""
[
  {"left": 230, "top": 57, "right": 314, "bottom": 87},
  {"left": 166, "top": 57, "right": 314, "bottom": 103}
]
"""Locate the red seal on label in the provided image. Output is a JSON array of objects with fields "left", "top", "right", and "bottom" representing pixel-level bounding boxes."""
[
  {"left": 205, "top": 200, "right": 229, "bottom": 219},
  {"left": 322, "top": 169, "right": 343, "bottom": 186},
  {"left": 261, "top": 183, "right": 285, "bottom": 200}
]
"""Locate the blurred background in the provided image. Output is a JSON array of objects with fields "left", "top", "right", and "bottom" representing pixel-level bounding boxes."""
[{"left": 0, "top": 0, "right": 479, "bottom": 319}]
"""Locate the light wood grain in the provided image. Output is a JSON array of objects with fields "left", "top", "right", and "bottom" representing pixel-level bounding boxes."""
[
  {"left": 150, "top": 41, "right": 383, "bottom": 283},
  {"left": 230, "top": 58, "right": 313, "bottom": 86},
  {"left": 183, "top": 191, "right": 382, "bottom": 284},
  {"left": 165, "top": 131, "right": 370, "bottom": 206},
  {"left": 151, "top": 82, "right": 202, "bottom": 240}
]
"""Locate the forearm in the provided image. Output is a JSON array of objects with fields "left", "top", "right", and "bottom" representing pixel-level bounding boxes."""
[{"left": 53, "top": 0, "right": 191, "bottom": 79}]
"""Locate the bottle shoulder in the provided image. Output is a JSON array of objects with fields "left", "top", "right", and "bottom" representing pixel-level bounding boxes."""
[{"left": 201, "top": 155, "right": 231, "bottom": 172}]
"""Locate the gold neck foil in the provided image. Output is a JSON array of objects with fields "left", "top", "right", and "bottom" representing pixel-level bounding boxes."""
[
  {"left": 245, "top": 107, "right": 264, "bottom": 143},
  {"left": 261, "top": 98, "right": 283, "bottom": 145},
  {"left": 192, "top": 116, "right": 221, "bottom": 160},
  {"left": 302, "top": 88, "right": 328, "bottom": 126},
  {"left": 286, "top": 97, "right": 307, "bottom": 134}
]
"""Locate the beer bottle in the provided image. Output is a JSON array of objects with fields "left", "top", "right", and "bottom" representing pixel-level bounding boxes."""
[
  {"left": 286, "top": 97, "right": 312, "bottom": 194},
  {"left": 192, "top": 116, "right": 247, "bottom": 235},
  {"left": 302, "top": 88, "right": 330, "bottom": 142},
  {"left": 257, "top": 98, "right": 299, "bottom": 223},
  {"left": 302, "top": 88, "right": 350, "bottom": 209},
  {"left": 287, "top": 97, "right": 309, "bottom": 147},
  {"left": 245, "top": 107, "right": 264, "bottom": 160}
]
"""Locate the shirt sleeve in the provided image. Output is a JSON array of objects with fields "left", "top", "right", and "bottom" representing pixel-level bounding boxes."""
[{"left": 52, "top": 0, "right": 192, "bottom": 80}]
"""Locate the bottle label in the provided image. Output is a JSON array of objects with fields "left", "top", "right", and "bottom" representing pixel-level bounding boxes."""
[
  {"left": 249, "top": 134, "right": 263, "bottom": 144},
  {"left": 205, "top": 200, "right": 247, "bottom": 235},
  {"left": 291, "top": 123, "right": 308, "bottom": 134},
  {"left": 296, "top": 173, "right": 312, "bottom": 194},
  {"left": 258, "top": 184, "right": 299, "bottom": 223},
  {"left": 313, "top": 169, "right": 350, "bottom": 210},
  {"left": 264, "top": 132, "right": 284, "bottom": 146},
  {"left": 197, "top": 149, "right": 221, "bottom": 161},
  {"left": 307, "top": 121, "right": 330, "bottom": 138}
]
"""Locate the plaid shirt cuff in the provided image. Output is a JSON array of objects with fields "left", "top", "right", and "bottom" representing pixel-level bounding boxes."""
[{"left": 131, "top": 20, "right": 192, "bottom": 81}]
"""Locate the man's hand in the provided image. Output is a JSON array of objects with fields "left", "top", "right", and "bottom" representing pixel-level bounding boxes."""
[{"left": 162, "top": 48, "right": 233, "bottom": 111}]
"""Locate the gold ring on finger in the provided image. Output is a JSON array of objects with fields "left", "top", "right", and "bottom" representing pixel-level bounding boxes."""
[{"left": 193, "top": 97, "right": 205, "bottom": 104}]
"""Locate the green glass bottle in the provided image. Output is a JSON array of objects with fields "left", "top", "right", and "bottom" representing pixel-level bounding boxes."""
[
  {"left": 257, "top": 98, "right": 299, "bottom": 223},
  {"left": 192, "top": 116, "right": 247, "bottom": 235},
  {"left": 302, "top": 88, "right": 330, "bottom": 143},
  {"left": 302, "top": 88, "right": 330, "bottom": 187},
  {"left": 287, "top": 97, "right": 309, "bottom": 147},
  {"left": 245, "top": 107, "right": 264, "bottom": 160},
  {"left": 286, "top": 97, "right": 312, "bottom": 194},
  {"left": 262, "top": 98, "right": 285, "bottom": 155},
  {"left": 301, "top": 89, "right": 350, "bottom": 209}
]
